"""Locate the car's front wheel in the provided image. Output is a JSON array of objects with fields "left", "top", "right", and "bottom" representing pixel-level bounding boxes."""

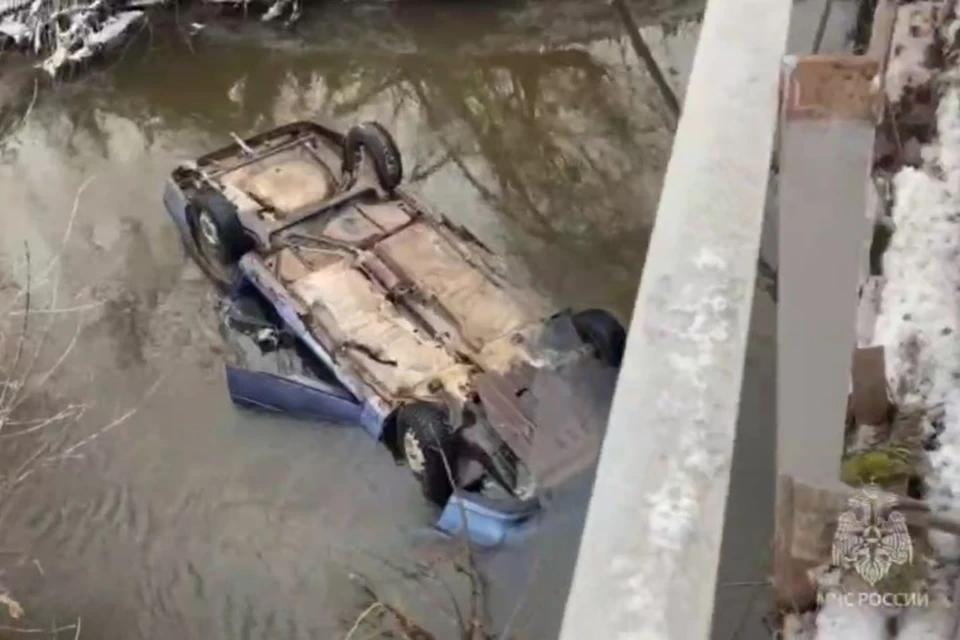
[
  {"left": 342, "top": 121, "right": 404, "bottom": 193},
  {"left": 190, "top": 188, "right": 252, "bottom": 267},
  {"left": 397, "top": 401, "right": 459, "bottom": 506}
]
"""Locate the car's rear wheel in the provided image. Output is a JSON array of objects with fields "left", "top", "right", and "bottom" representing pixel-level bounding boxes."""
[
  {"left": 342, "top": 121, "right": 404, "bottom": 192},
  {"left": 190, "top": 188, "right": 252, "bottom": 266},
  {"left": 572, "top": 308, "right": 627, "bottom": 368},
  {"left": 397, "top": 401, "right": 459, "bottom": 506}
]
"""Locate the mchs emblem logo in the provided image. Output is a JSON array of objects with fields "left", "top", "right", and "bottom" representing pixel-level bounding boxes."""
[{"left": 832, "top": 484, "right": 913, "bottom": 586}]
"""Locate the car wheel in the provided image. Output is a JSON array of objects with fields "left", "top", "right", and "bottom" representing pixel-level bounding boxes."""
[
  {"left": 397, "top": 401, "right": 459, "bottom": 506},
  {"left": 191, "top": 187, "right": 252, "bottom": 266},
  {"left": 342, "top": 121, "right": 404, "bottom": 192},
  {"left": 572, "top": 308, "right": 627, "bottom": 368}
]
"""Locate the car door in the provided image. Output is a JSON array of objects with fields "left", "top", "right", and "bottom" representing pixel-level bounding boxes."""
[{"left": 218, "top": 277, "right": 364, "bottom": 425}]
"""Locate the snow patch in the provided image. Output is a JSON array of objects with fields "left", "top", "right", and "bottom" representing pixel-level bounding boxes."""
[
  {"left": 877, "top": 88, "right": 960, "bottom": 564},
  {"left": 885, "top": 2, "right": 940, "bottom": 106},
  {"left": 815, "top": 597, "right": 890, "bottom": 640},
  {"left": 874, "top": 164, "right": 960, "bottom": 414},
  {"left": 897, "top": 604, "right": 954, "bottom": 639}
]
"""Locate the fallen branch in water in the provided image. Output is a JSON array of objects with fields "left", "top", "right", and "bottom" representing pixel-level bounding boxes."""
[
  {"left": 346, "top": 575, "right": 438, "bottom": 640},
  {"left": 344, "top": 417, "right": 502, "bottom": 640}
]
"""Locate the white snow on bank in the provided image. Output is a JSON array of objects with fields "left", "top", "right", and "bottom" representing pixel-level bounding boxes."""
[
  {"left": 894, "top": 560, "right": 958, "bottom": 638},
  {"left": 875, "top": 163, "right": 960, "bottom": 412},
  {"left": 884, "top": 2, "right": 939, "bottom": 107},
  {"left": 841, "top": 86, "right": 960, "bottom": 638},
  {"left": 815, "top": 596, "right": 890, "bottom": 639},
  {"left": 898, "top": 593, "right": 954, "bottom": 638},
  {"left": 876, "top": 88, "right": 960, "bottom": 558}
]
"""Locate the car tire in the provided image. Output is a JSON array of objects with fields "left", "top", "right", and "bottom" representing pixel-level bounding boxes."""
[
  {"left": 191, "top": 187, "right": 252, "bottom": 266},
  {"left": 397, "top": 401, "right": 459, "bottom": 507},
  {"left": 342, "top": 121, "right": 404, "bottom": 192},
  {"left": 572, "top": 308, "right": 627, "bottom": 368}
]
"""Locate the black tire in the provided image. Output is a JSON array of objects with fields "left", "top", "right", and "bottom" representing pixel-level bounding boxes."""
[
  {"left": 342, "top": 121, "right": 404, "bottom": 192},
  {"left": 397, "top": 401, "right": 459, "bottom": 506},
  {"left": 572, "top": 309, "right": 627, "bottom": 368},
  {"left": 190, "top": 187, "right": 252, "bottom": 266}
]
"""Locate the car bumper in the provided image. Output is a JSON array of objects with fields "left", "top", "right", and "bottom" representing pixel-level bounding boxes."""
[{"left": 436, "top": 493, "right": 541, "bottom": 548}]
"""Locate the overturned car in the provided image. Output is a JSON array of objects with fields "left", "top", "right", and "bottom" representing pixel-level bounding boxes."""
[{"left": 162, "top": 120, "right": 625, "bottom": 546}]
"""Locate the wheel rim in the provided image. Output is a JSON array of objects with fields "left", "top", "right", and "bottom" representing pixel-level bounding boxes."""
[
  {"left": 403, "top": 430, "right": 426, "bottom": 475},
  {"left": 198, "top": 210, "right": 221, "bottom": 249}
]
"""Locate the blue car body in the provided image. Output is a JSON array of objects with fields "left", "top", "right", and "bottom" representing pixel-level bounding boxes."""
[{"left": 161, "top": 121, "right": 617, "bottom": 548}]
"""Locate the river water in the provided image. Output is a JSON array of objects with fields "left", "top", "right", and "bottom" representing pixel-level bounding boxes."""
[{"left": 0, "top": 1, "right": 848, "bottom": 638}]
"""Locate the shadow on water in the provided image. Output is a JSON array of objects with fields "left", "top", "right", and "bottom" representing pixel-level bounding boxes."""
[{"left": 0, "top": 2, "right": 706, "bottom": 638}]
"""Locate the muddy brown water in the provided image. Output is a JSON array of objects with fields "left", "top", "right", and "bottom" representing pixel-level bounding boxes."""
[{"left": 0, "top": 1, "right": 847, "bottom": 638}]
